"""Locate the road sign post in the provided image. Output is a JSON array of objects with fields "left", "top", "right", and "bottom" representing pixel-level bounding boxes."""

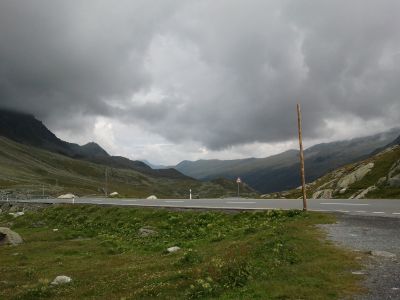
[
  {"left": 297, "top": 104, "right": 307, "bottom": 211},
  {"left": 236, "top": 177, "right": 242, "bottom": 198}
]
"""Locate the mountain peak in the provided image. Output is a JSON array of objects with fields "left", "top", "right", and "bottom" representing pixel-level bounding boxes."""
[{"left": 80, "top": 142, "right": 109, "bottom": 157}]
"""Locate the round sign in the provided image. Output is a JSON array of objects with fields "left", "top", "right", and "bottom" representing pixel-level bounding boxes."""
[{"left": 236, "top": 177, "right": 242, "bottom": 184}]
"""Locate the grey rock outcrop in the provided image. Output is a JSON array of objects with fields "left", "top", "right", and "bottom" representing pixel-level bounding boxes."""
[
  {"left": 312, "top": 189, "right": 333, "bottom": 199},
  {"left": 337, "top": 163, "right": 374, "bottom": 189},
  {"left": 0, "top": 227, "right": 23, "bottom": 246},
  {"left": 354, "top": 185, "right": 377, "bottom": 199}
]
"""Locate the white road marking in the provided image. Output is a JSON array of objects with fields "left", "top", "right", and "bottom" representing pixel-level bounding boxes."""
[
  {"left": 372, "top": 212, "right": 385, "bottom": 214},
  {"left": 165, "top": 200, "right": 185, "bottom": 203},
  {"left": 225, "top": 201, "right": 256, "bottom": 204},
  {"left": 336, "top": 210, "right": 350, "bottom": 213},
  {"left": 355, "top": 211, "right": 366, "bottom": 213},
  {"left": 392, "top": 213, "right": 400, "bottom": 215},
  {"left": 320, "top": 203, "right": 369, "bottom": 206},
  {"left": 310, "top": 209, "right": 329, "bottom": 212}
]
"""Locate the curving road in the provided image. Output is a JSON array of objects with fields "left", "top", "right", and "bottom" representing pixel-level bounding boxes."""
[{"left": 15, "top": 197, "right": 400, "bottom": 218}]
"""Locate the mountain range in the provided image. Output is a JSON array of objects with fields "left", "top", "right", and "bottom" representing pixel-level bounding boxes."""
[
  {"left": 0, "top": 109, "right": 187, "bottom": 180},
  {"left": 175, "top": 129, "right": 400, "bottom": 193},
  {"left": 0, "top": 109, "right": 257, "bottom": 198}
]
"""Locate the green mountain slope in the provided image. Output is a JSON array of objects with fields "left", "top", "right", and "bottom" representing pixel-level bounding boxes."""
[
  {"left": 267, "top": 141, "right": 400, "bottom": 199},
  {"left": 175, "top": 129, "right": 400, "bottom": 193},
  {"left": 0, "top": 109, "right": 188, "bottom": 180},
  {"left": 0, "top": 137, "right": 257, "bottom": 199}
]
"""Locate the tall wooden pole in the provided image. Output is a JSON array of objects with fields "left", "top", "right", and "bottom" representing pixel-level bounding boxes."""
[
  {"left": 105, "top": 168, "right": 108, "bottom": 197},
  {"left": 297, "top": 104, "right": 307, "bottom": 211}
]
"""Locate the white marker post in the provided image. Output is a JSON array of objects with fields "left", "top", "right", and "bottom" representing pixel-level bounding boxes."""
[
  {"left": 236, "top": 177, "right": 242, "bottom": 198},
  {"left": 189, "top": 189, "right": 192, "bottom": 200},
  {"left": 72, "top": 197, "right": 75, "bottom": 205}
]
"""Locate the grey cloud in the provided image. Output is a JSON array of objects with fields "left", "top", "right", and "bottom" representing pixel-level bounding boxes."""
[{"left": 0, "top": 0, "right": 399, "bottom": 150}]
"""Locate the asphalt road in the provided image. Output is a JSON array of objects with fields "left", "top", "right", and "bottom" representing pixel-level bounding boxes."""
[{"left": 16, "top": 198, "right": 400, "bottom": 218}]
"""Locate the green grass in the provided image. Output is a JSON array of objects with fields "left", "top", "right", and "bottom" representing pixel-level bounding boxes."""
[{"left": 0, "top": 205, "right": 363, "bottom": 299}]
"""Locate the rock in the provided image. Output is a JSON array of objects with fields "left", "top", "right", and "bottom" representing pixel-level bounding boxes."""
[
  {"left": 138, "top": 228, "right": 157, "bottom": 237},
  {"left": 337, "top": 163, "right": 374, "bottom": 189},
  {"left": 352, "top": 271, "right": 365, "bottom": 275},
  {"left": 388, "top": 159, "right": 400, "bottom": 178},
  {"left": 57, "top": 193, "right": 77, "bottom": 199},
  {"left": 8, "top": 212, "right": 24, "bottom": 218},
  {"left": 167, "top": 246, "right": 181, "bottom": 253},
  {"left": 109, "top": 192, "right": 119, "bottom": 197},
  {"left": 146, "top": 195, "right": 157, "bottom": 200},
  {"left": 0, "top": 227, "right": 23, "bottom": 246},
  {"left": 370, "top": 250, "right": 396, "bottom": 258},
  {"left": 51, "top": 275, "right": 72, "bottom": 285},
  {"left": 312, "top": 189, "right": 333, "bottom": 199},
  {"left": 388, "top": 175, "right": 400, "bottom": 187},
  {"left": 354, "top": 185, "right": 376, "bottom": 199},
  {"left": 339, "top": 188, "right": 347, "bottom": 194},
  {"left": 377, "top": 176, "right": 387, "bottom": 186}
]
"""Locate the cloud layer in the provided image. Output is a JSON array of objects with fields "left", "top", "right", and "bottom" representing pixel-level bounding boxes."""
[{"left": 1, "top": 0, "right": 399, "bottom": 162}]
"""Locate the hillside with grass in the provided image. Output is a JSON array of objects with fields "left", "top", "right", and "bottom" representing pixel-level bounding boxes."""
[
  {"left": 0, "top": 136, "right": 257, "bottom": 199},
  {"left": 263, "top": 143, "right": 400, "bottom": 199},
  {"left": 0, "top": 109, "right": 189, "bottom": 180},
  {"left": 0, "top": 204, "right": 363, "bottom": 299}
]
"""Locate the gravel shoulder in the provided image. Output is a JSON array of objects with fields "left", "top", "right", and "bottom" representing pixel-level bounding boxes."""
[{"left": 319, "top": 213, "right": 400, "bottom": 300}]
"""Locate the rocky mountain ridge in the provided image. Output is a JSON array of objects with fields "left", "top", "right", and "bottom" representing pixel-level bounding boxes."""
[{"left": 265, "top": 141, "right": 400, "bottom": 199}]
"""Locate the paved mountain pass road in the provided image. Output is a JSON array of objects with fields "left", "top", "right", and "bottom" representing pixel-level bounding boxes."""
[{"left": 17, "top": 198, "right": 400, "bottom": 217}]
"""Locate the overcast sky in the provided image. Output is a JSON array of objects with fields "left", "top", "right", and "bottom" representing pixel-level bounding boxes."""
[{"left": 1, "top": 0, "right": 399, "bottom": 165}]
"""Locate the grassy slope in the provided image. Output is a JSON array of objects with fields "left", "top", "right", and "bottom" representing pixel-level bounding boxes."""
[
  {"left": 0, "top": 205, "right": 362, "bottom": 299},
  {"left": 269, "top": 146, "right": 400, "bottom": 199},
  {"left": 0, "top": 137, "right": 257, "bottom": 199}
]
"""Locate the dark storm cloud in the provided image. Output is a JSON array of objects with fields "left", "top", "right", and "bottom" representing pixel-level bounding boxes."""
[{"left": 0, "top": 0, "right": 399, "bottom": 149}]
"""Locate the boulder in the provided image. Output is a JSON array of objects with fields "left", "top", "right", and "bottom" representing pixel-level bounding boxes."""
[
  {"left": 146, "top": 195, "right": 157, "bottom": 200},
  {"left": 9, "top": 212, "right": 24, "bottom": 218},
  {"left": 51, "top": 275, "right": 72, "bottom": 285},
  {"left": 109, "top": 192, "right": 119, "bottom": 197},
  {"left": 138, "top": 228, "right": 157, "bottom": 237},
  {"left": 58, "top": 193, "right": 77, "bottom": 199},
  {"left": 167, "top": 246, "right": 181, "bottom": 253},
  {"left": 337, "top": 163, "right": 374, "bottom": 189},
  {"left": 388, "top": 175, "right": 400, "bottom": 187},
  {"left": 0, "top": 227, "right": 23, "bottom": 246}
]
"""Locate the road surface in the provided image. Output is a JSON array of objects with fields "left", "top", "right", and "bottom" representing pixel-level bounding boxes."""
[{"left": 13, "top": 198, "right": 400, "bottom": 217}]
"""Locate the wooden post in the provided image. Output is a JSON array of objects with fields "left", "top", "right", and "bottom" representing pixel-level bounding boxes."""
[
  {"left": 297, "top": 104, "right": 307, "bottom": 211},
  {"left": 105, "top": 168, "right": 108, "bottom": 197}
]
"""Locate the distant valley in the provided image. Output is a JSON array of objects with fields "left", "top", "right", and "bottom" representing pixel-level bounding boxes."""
[
  {"left": 0, "top": 109, "right": 256, "bottom": 199},
  {"left": 175, "top": 129, "right": 400, "bottom": 193}
]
